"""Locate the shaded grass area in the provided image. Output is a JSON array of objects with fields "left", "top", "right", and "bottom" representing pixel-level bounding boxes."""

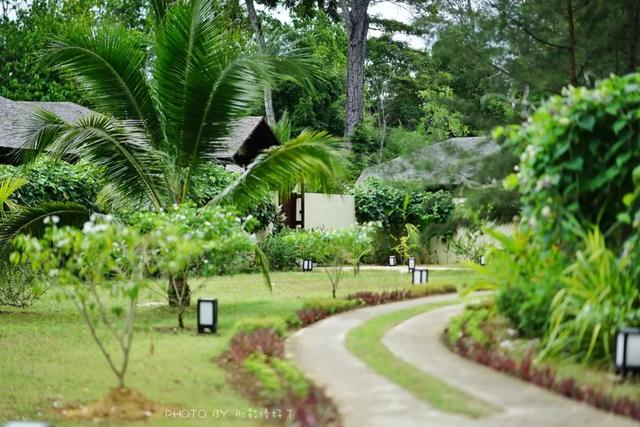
[
  {"left": 346, "top": 302, "right": 498, "bottom": 418},
  {"left": 0, "top": 269, "right": 473, "bottom": 426}
]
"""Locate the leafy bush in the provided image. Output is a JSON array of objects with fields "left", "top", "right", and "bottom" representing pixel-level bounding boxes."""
[
  {"left": 499, "top": 73, "right": 640, "bottom": 247},
  {"left": 187, "top": 162, "right": 235, "bottom": 206},
  {"left": 259, "top": 231, "right": 299, "bottom": 271},
  {"left": 0, "top": 261, "right": 46, "bottom": 308},
  {"left": 351, "top": 178, "right": 455, "bottom": 233},
  {"left": 473, "top": 228, "right": 565, "bottom": 338},
  {"left": 130, "top": 204, "right": 261, "bottom": 280},
  {"left": 0, "top": 159, "right": 104, "bottom": 210},
  {"left": 542, "top": 228, "right": 640, "bottom": 364},
  {"left": 284, "top": 224, "right": 378, "bottom": 297},
  {"left": 447, "top": 305, "right": 493, "bottom": 347}
]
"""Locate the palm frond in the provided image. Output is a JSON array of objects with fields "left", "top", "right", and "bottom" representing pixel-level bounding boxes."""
[
  {"left": 0, "top": 202, "right": 90, "bottom": 246},
  {"left": 61, "top": 114, "right": 171, "bottom": 210},
  {"left": 213, "top": 130, "right": 347, "bottom": 210},
  {"left": 43, "top": 25, "right": 164, "bottom": 147},
  {"left": 0, "top": 176, "right": 28, "bottom": 212},
  {"left": 154, "top": 0, "right": 324, "bottom": 200},
  {"left": 254, "top": 244, "right": 272, "bottom": 292},
  {"left": 271, "top": 111, "right": 292, "bottom": 143},
  {"left": 18, "top": 108, "right": 71, "bottom": 162},
  {"left": 153, "top": 1, "right": 261, "bottom": 185},
  {"left": 150, "top": 0, "right": 170, "bottom": 21}
]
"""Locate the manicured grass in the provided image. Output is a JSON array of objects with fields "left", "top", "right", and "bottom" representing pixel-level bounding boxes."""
[
  {"left": 346, "top": 302, "right": 498, "bottom": 418},
  {"left": 0, "top": 268, "right": 472, "bottom": 426}
]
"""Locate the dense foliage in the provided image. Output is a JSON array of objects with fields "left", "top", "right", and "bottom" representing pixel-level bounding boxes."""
[
  {"left": 481, "top": 74, "right": 640, "bottom": 366},
  {"left": 351, "top": 178, "right": 454, "bottom": 233},
  {"left": 0, "top": 159, "right": 103, "bottom": 210},
  {"left": 500, "top": 73, "right": 640, "bottom": 247}
]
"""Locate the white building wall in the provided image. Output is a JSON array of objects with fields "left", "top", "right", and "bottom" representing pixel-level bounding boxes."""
[{"left": 303, "top": 193, "right": 356, "bottom": 230}]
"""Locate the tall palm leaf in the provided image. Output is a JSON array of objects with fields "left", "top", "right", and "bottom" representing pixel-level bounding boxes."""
[
  {"left": 215, "top": 131, "right": 346, "bottom": 209},
  {"left": 42, "top": 26, "right": 164, "bottom": 147},
  {"left": 0, "top": 202, "right": 90, "bottom": 246}
]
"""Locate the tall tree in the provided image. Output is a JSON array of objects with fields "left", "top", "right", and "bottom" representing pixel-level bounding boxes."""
[
  {"left": 245, "top": 0, "right": 277, "bottom": 125},
  {"left": 340, "top": 0, "right": 369, "bottom": 148}
]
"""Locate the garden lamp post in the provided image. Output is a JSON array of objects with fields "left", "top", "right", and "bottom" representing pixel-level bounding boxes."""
[
  {"left": 197, "top": 298, "right": 218, "bottom": 334},
  {"left": 408, "top": 256, "right": 416, "bottom": 272},
  {"left": 616, "top": 328, "right": 640, "bottom": 376},
  {"left": 388, "top": 255, "right": 397, "bottom": 266},
  {"left": 302, "top": 259, "right": 313, "bottom": 272},
  {"left": 412, "top": 268, "right": 428, "bottom": 285},
  {"left": 480, "top": 256, "right": 486, "bottom": 266}
]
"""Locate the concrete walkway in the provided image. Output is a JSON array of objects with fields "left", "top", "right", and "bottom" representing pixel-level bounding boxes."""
[
  {"left": 286, "top": 297, "right": 638, "bottom": 427},
  {"left": 356, "top": 264, "right": 470, "bottom": 273}
]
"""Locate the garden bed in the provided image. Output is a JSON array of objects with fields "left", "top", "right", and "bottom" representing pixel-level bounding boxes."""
[
  {"left": 218, "top": 283, "right": 460, "bottom": 426},
  {"left": 445, "top": 302, "right": 640, "bottom": 422}
]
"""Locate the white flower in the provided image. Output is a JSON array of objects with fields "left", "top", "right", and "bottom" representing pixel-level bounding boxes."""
[{"left": 541, "top": 206, "right": 551, "bottom": 218}]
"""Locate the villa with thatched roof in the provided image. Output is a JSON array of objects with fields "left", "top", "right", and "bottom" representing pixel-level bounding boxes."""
[{"left": 0, "top": 96, "right": 279, "bottom": 166}]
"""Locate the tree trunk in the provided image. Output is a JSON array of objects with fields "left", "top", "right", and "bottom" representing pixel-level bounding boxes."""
[
  {"left": 342, "top": 0, "right": 370, "bottom": 149},
  {"left": 566, "top": 0, "right": 578, "bottom": 86},
  {"left": 629, "top": 0, "right": 640, "bottom": 72},
  {"left": 168, "top": 275, "right": 190, "bottom": 307},
  {"left": 245, "top": 0, "right": 276, "bottom": 125}
]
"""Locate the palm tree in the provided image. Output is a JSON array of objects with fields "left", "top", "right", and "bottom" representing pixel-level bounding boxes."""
[{"left": 6, "top": 0, "right": 345, "bottom": 303}]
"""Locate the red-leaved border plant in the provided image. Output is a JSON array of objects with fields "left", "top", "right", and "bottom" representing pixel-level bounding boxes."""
[{"left": 448, "top": 336, "right": 640, "bottom": 421}]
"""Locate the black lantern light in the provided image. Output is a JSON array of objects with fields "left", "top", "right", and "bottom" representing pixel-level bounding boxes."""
[
  {"left": 388, "top": 255, "right": 397, "bottom": 266},
  {"left": 616, "top": 328, "right": 640, "bottom": 376},
  {"left": 412, "top": 268, "right": 428, "bottom": 285},
  {"left": 407, "top": 256, "right": 416, "bottom": 272},
  {"left": 197, "top": 298, "right": 218, "bottom": 334},
  {"left": 302, "top": 259, "right": 313, "bottom": 272}
]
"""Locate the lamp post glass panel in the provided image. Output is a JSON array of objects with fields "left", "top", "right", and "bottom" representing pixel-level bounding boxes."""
[
  {"left": 197, "top": 299, "right": 218, "bottom": 334},
  {"left": 412, "top": 268, "right": 428, "bottom": 285},
  {"left": 408, "top": 257, "right": 416, "bottom": 272},
  {"left": 616, "top": 328, "right": 640, "bottom": 376},
  {"left": 480, "top": 255, "right": 486, "bottom": 266},
  {"left": 302, "top": 259, "right": 313, "bottom": 272},
  {"left": 388, "top": 255, "right": 397, "bottom": 266}
]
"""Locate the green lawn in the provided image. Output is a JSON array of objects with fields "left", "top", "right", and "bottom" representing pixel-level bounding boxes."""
[
  {"left": 346, "top": 301, "right": 498, "bottom": 418},
  {"left": 0, "top": 268, "right": 474, "bottom": 426}
]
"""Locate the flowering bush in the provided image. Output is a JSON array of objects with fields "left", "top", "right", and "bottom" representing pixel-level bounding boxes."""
[
  {"left": 498, "top": 73, "right": 640, "bottom": 248},
  {"left": 131, "top": 204, "right": 267, "bottom": 327},
  {"left": 284, "top": 223, "right": 379, "bottom": 298}
]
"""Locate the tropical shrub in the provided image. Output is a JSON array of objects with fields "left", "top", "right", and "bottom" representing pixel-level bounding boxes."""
[
  {"left": 542, "top": 228, "right": 640, "bottom": 364},
  {"left": 234, "top": 316, "right": 288, "bottom": 337},
  {"left": 351, "top": 178, "right": 454, "bottom": 233},
  {"left": 13, "top": 217, "right": 153, "bottom": 388},
  {"left": 284, "top": 223, "right": 378, "bottom": 298},
  {"left": 0, "top": 261, "right": 46, "bottom": 308},
  {"left": 473, "top": 228, "right": 565, "bottom": 338},
  {"left": 0, "top": 159, "right": 104, "bottom": 210},
  {"left": 260, "top": 231, "right": 300, "bottom": 271},
  {"left": 130, "top": 204, "right": 266, "bottom": 327},
  {"left": 499, "top": 73, "right": 640, "bottom": 247}
]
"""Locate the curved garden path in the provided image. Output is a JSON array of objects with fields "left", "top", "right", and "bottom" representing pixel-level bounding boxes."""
[{"left": 285, "top": 296, "right": 638, "bottom": 427}]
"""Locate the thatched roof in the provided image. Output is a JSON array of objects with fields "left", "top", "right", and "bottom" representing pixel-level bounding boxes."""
[
  {"left": 0, "top": 96, "right": 278, "bottom": 166},
  {"left": 0, "top": 96, "right": 91, "bottom": 150},
  {"left": 357, "top": 137, "right": 510, "bottom": 189}
]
